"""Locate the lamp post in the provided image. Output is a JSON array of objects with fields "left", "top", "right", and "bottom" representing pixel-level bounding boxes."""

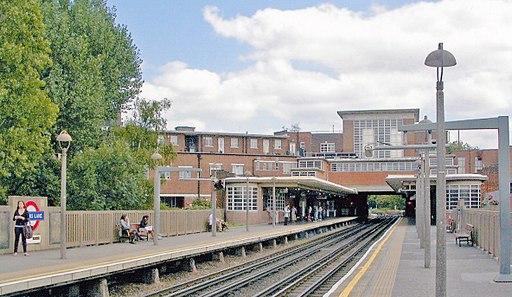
[
  {"left": 57, "top": 130, "right": 72, "bottom": 260},
  {"left": 245, "top": 171, "right": 252, "bottom": 232},
  {"left": 425, "top": 42, "right": 456, "bottom": 297},
  {"left": 272, "top": 176, "right": 276, "bottom": 228},
  {"left": 151, "top": 151, "right": 163, "bottom": 246}
]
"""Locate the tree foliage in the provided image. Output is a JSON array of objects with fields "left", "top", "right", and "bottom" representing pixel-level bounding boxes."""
[
  {"left": 0, "top": 0, "right": 58, "bottom": 203},
  {"left": 368, "top": 195, "right": 405, "bottom": 211},
  {"left": 447, "top": 141, "right": 479, "bottom": 154},
  {"left": 67, "top": 140, "right": 151, "bottom": 210},
  {"left": 41, "top": 0, "right": 143, "bottom": 152}
]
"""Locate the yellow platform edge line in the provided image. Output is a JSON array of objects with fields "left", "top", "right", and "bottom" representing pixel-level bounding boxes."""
[
  {"left": 338, "top": 218, "right": 401, "bottom": 297},
  {"left": 0, "top": 218, "right": 356, "bottom": 286}
]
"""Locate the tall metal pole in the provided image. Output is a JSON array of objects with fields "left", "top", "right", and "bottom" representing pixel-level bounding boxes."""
[
  {"left": 425, "top": 42, "right": 455, "bottom": 297},
  {"left": 272, "top": 177, "right": 276, "bottom": 228},
  {"left": 60, "top": 147, "right": 67, "bottom": 259},
  {"left": 435, "top": 75, "right": 447, "bottom": 297},
  {"left": 424, "top": 137, "right": 432, "bottom": 268},
  {"left": 212, "top": 189, "right": 217, "bottom": 237},
  {"left": 417, "top": 161, "right": 425, "bottom": 248},
  {"left": 153, "top": 166, "right": 160, "bottom": 245},
  {"left": 496, "top": 116, "right": 511, "bottom": 281},
  {"left": 246, "top": 176, "right": 250, "bottom": 232}
]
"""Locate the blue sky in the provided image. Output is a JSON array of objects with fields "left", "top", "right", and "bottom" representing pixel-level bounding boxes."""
[
  {"left": 105, "top": 0, "right": 511, "bottom": 149},
  {"left": 107, "top": 1, "right": 429, "bottom": 78}
]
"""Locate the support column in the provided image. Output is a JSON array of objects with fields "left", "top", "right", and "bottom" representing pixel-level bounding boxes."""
[
  {"left": 89, "top": 278, "right": 109, "bottom": 297},
  {"left": 257, "top": 242, "right": 263, "bottom": 252},
  {"left": 272, "top": 239, "right": 277, "bottom": 248},
  {"left": 284, "top": 237, "right": 288, "bottom": 245},
  {"left": 143, "top": 268, "right": 160, "bottom": 284},
  {"left": 239, "top": 246, "right": 247, "bottom": 257},
  {"left": 188, "top": 258, "right": 198, "bottom": 274}
]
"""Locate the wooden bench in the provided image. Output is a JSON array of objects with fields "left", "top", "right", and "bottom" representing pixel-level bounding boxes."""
[
  {"left": 454, "top": 223, "right": 474, "bottom": 247},
  {"left": 131, "top": 223, "right": 151, "bottom": 241}
]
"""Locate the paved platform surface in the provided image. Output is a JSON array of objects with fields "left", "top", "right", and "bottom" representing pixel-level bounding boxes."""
[
  {"left": 0, "top": 217, "right": 355, "bottom": 295},
  {"left": 333, "top": 218, "right": 512, "bottom": 297}
]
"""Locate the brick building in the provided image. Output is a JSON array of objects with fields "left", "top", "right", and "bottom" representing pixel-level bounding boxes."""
[{"left": 156, "top": 109, "right": 495, "bottom": 224}]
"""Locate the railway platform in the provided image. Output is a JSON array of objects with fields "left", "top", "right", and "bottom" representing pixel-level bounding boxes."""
[
  {"left": 0, "top": 216, "right": 356, "bottom": 296},
  {"left": 330, "top": 218, "right": 512, "bottom": 297}
]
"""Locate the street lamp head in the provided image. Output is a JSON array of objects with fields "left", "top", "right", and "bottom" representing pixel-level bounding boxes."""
[
  {"left": 425, "top": 42, "right": 456, "bottom": 68},
  {"left": 57, "top": 130, "right": 72, "bottom": 150},
  {"left": 151, "top": 151, "right": 163, "bottom": 161}
]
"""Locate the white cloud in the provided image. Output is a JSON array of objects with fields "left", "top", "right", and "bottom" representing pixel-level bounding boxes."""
[{"left": 142, "top": 0, "right": 512, "bottom": 149}]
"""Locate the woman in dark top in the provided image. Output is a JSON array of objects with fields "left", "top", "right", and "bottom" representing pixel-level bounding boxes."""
[{"left": 13, "top": 200, "right": 30, "bottom": 256}]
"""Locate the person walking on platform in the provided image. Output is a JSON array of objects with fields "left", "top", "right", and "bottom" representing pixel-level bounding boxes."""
[
  {"left": 13, "top": 201, "right": 30, "bottom": 256},
  {"left": 318, "top": 205, "right": 323, "bottom": 221},
  {"left": 308, "top": 206, "right": 313, "bottom": 222},
  {"left": 291, "top": 206, "right": 297, "bottom": 223},
  {"left": 314, "top": 205, "right": 319, "bottom": 222},
  {"left": 284, "top": 204, "right": 291, "bottom": 225}
]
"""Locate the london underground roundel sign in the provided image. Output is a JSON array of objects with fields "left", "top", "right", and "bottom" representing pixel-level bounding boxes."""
[{"left": 25, "top": 200, "right": 40, "bottom": 231}]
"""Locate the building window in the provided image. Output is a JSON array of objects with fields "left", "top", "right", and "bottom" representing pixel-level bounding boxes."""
[
  {"left": 178, "top": 166, "right": 192, "bottom": 179},
  {"left": 170, "top": 135, "right": 178, "bottom": 146},
  {"left": 274, "top": 139, "right": 282, "bottom": 150},
  {"left": 298, "top": 160, "right": 323, "bottom": 169},
  {"left": 329, "top": 160, "right": 418, "bottom": 172},
  {"left": 232, "top": 164, "right": 244, "bottom": 176},
  {"left": 446, "top": 184, "right": 481, "bottom": 210},
  {"left": 264, "top": 188, "right": 285, "bottom": 211},
  {"left": 204, "top": 137, "right": 213, "bottom": 147},
  {"left": 227, "top": 186, "right": 258, "bottom": 211},
  {"left": 231, "top": 137, "right": 239, "bottom": 148},
  {"left": 250, "top": 138, "right": 258, "bottom": 149},
  {"left": 160, "top": 171, "right": 171, "bottom": 180},
  {"left": 353, "top": 119, "right": 404, "bottom": 158},
  {"left": 457, "top": 157, "right": 466, "bottom": 174},
  {"left": 209, "top": 163, "right": 222, "bottom": 176},
  {"left": 475, "top": 157, "right": 483, "bottom": 172},
  {"left": 320, "top": 142, "right": 335, "bottom": 153}
]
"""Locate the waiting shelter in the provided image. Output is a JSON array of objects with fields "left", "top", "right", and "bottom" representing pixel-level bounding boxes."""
[{"left": 223, "top": 176, "right": 357, "bottom": 224}]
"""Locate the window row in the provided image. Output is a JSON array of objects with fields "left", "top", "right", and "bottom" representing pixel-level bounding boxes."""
[
  {"left": 226, "top": 186, "right": 258, "bottom": 211},
  {"left": 446, "top": 184, "right": 481, "bottom": 210},
  {"left": 330, "top": 161, "right": 418, "bottom": 172}
]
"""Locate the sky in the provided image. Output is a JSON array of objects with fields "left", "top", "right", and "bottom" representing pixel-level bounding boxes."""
[{"left": 106, "top": 0, "right": 511, "bottom": 149}]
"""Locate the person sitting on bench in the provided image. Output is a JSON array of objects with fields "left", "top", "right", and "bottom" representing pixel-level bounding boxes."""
[
  {"left": 209, "top": 213, "right": 228, "bottom": 232},
  {"left": 120, "top": 214, "right": 137, "bottom": 244}
]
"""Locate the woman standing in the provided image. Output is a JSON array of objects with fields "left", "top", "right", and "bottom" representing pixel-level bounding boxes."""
[{"left": 13, "top": 201, "right": 30, "bottom": 256}]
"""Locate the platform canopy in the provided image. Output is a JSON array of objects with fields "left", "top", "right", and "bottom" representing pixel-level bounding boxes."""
[
  {"left": 225, "top": 176, "right": 357, "bottom": 196},
  {"left": 386, "top": 173, "right": 488, "bottom": 193}
]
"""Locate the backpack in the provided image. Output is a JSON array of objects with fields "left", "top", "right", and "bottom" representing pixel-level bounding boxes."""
[{"left": 23, "top": 221, "right": 33, "bottom": 239}]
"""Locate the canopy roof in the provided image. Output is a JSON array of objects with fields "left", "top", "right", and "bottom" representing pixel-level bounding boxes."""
[{"left": 225, "top": 176, "right": 357, "bottom": 195}]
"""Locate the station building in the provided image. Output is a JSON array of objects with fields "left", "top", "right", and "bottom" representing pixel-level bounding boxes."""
[{"left": 157, "top": 109, "right": 500, "bottom": 225}]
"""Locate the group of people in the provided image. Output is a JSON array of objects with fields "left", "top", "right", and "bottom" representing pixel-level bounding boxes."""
[
  {"left": 283, "top": 204, "right": 298, "bottom": 225},
  {"left": 119, "top": 214, "right": 153, "bottom": 244},
  {"left": 307, "top": 204, "right": 325, "bottom": 222}
]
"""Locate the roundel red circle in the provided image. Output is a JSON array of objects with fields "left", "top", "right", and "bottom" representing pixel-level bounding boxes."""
[{"left": 25, "top": 200, "right": 40, "bottom": 231}]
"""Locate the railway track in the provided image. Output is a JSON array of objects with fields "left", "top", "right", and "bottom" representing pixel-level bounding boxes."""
[{"left": 145, "top": 217, "right": 397, "bottom": 297}]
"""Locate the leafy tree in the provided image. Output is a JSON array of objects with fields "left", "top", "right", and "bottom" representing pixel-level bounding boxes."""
[
  {"left": 41, "top": 0, "right": 143, "bottom": 152},
  {"left": 368, "top": 195, "right": 405, "bottom": 211},
  {"left": 0, "top": 0, "right": 58, "bottom": 203},
  {"left": 67, "top": 140, "right": 151, "bottom": 210},
  {"left": 448, "top": 141, "right": 479, "bottom": 154}
]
